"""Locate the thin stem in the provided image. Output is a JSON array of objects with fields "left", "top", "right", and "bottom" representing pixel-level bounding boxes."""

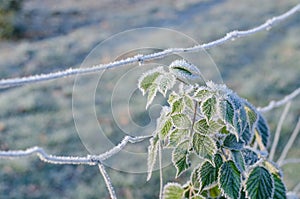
[
  {"left": 269, "top": 102, "right": 291, "bottom": 161},
  {"left": 293, "top": 182, "right": 300, "bottom": 193},
  {"left": 277, "top": 117, "right": 300, "bottom": 166},
  {"left": 98, "top": 163, "right": 117, "bottom": 199},
  {"left": 158, "top": 142, "right": 163, "bottom": 199},
  {"left": 190, "top": 101, "right": 198, "bottom": 137},
  {"left": 0, "top": 4, "right": 299, "bottom": 88},
  {"left": 0, "top": 135, "right": 150, "bottom": 165},
  {"left": 258, "top": 87, "right": 300, "bottom": 112}
]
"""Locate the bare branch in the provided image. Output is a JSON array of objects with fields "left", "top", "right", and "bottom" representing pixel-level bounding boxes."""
[
  {"left": 269, "top": 102, "right": 291, "bottom": 161},
  {"left": 0, "top": 135, "right": 150, "bottom": 165},
  {"left": 280, "top": 158, "right": 300, "bottom": 166},
  {"left": 294, "top": 182, "right": 300, "bottom": 193},
  {"left": 258, "top": 87, "right": 300, "bottom": 112},
  {"left": 98, "top": 163, "right": 117, "bottom": 199},
  {"left": 0, "top": 4, "right": 299, "bottom": 88},
  {"left": 277, "top": 118, "right": 300, "bottom": 166}
]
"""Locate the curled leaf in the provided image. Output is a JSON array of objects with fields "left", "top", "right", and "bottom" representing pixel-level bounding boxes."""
[{"left": 169, "top": 59, "right": 201, "bottom": 82}]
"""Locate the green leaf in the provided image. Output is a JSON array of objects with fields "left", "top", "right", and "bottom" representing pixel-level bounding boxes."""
[
  {"left": 218, "top": 160, "right": 242, "bottom": 199},
  {"left": 159, "top": 119, "right": 173, "bottom": 139},
  {"left": 163, "top": 183, "right": 184, "bottom": 199},
  {"left": 255, "top": 113, "right": 270, "bottom": 149},
  {"left": 194, "top": 119, "right": 209, "bottom": 134},
  {"left": 146, "top": 84, "right": 158, "bottom": 109},
  {"left": 241, "top": 124, "right": 254, "bottom": 145},
  {"left": 138, "top": 68, "right": 162, "bottom": 95},
  {"left": 209, "top": 185, "right": 222, "bottom": 198},
  {"left": 223, "top": 133, "right": 244, "bottom": 150},
  {"left": 157, "top": 73, "right": 176, "bottom": 97},
  {"left": 240, "top": 190, "right": 247, "bottom": 199},
  {"left": 171, "top": 98, "right": 185, "bottom": 114},
  {"left": 241, "top": 148, "right": 259, "bottom": 166},
  {"left": 192, "top": 133, "right": 216, "bottom": 163},
  {"left": 199, "top": 161, "right": 218, "bottom": 190},
  {"left": 245, "top": 166, "right": 274, "bottom": 199},
  {"left": 171, "top": 114, "right": 192, "bottom": 129},
  {"left": 214, "top": 153, "right": 224, "bottom": 169},
  {"left": 272, "top": 174, "right": 287, "bottom": 199},
  {"left": 172, "top": 140, "right": 190, "bottom": 177},
  {"left": 147, "top": 135, "right": 159, "bottom": 181},
  {"left": 231, "top": 150, "right": 245, "bottom": 172},
  {"left": 192, "top": 154, "right": 223, "bottom": 191},
  {"left": 201, "top": 96, "right": 217, "bottom": 121},
  {"left": 168, "top": 129, "right": 189, "bottom": 147},
  {"left": 218, "top": 99, "right": 234, "bottom": 126},
  {"left": 191, "top": 165, "right": 201, "bottom": 189}
]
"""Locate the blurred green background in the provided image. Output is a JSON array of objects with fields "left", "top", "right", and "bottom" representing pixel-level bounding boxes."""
[{"left": 0, "top": 0, "right": 299, "bottom": 198}]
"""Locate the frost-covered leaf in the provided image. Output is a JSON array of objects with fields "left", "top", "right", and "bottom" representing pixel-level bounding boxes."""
[
  {"left": 241, "top": 124, "right": 254, "bottom": 145},
  {"left": 272, "top": 174, "right": 287, "bottom": 199},
  {"left": 147, "top": 135, "right": 159, "bottom": 181},
  {"left": 156, "top": 106, "right": 171, "bottom": 130},
  {"left": 168, "top": 91, "right": 180, "bottom": 105},
  {"left": 168, "top": 129, "right": 189, "bottom": 147},
  {"left": 146, "top": 84, "right": 158, "bottom": 109},
  {"left": 244, "top": 104, "right": 258, "bottom": 131},
  {"left": 163, "top": 183, "right": 184, "bottom": 199},
  {"left": 194, "top": 119, "right": 209, "bottom": 134},
  {"left": 208, "top": 120, "right": 224, "bottom": 134},
  {"left": 245, "top": 166, "right": 274, "bottom": 199},
  {"left": 192, "top": 133, "right": 216, "bottom": 163},
  {"left": 191, "top": 165, "right": 201, "bottom": 189},
  {"left": 223, "top": 133, "right": 244, "bottom": 150},
  {"left": 194, "top": 154, "right": 222, "bottom": 191},
  {"left": 169, "top": 59, "right": 201, "bottom": 81},
  {"left": 138, "top": 67, "right": 162, "bottom": 95},
  {"left": 157, "top": 73, "right": 176, "bottom": 97},
  {"left": 193, "top": 88, "right": 210, "bottom": 101},
  {"left": 241, "top": 148, "right": 259, "bottom": 166},
  {"left": 159, "top": 119, "right": 173, "bottom": 139},
  {"left": 171, "top": 98, "right": 185, "bottom": 114},
  {"left": 171, "top": 114, "right": 192, "bottom": 129},
  {"left": 231, "top": 150, "right": 245, "bottom": 172},
  {"left": 201, "top": 96, "right": 217, "bottom": 121},
  {"left": 214, "top": 153, "right": 224, "bottom": 169},
  {"left": 255, "top": 113, "right": 270, "bottom": 149},
  {"left": 218, "top": 160, "right": 242, "bottom": 199},
  {"left": 172, "top": 140, "right": 190, "bottom": 177},
  {"left": 228, "top": 94, "right": 247, "bottom": 135},
  {"left": 218, "top": 99, "right": 234, "bottom": 126},
  {"left": 184, "top": 95, "right": 194, "bottom": 111},
  {"left": 199, "top": 161, "right": 217, "bottom": 190}
]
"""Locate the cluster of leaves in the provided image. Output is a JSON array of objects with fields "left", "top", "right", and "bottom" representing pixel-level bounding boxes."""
[
  {"left": 138, "top": 60, "right": 287, "bottom": 199},
  {"left": 0, "top": 0, "right": 23, "bottom": 39}
]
